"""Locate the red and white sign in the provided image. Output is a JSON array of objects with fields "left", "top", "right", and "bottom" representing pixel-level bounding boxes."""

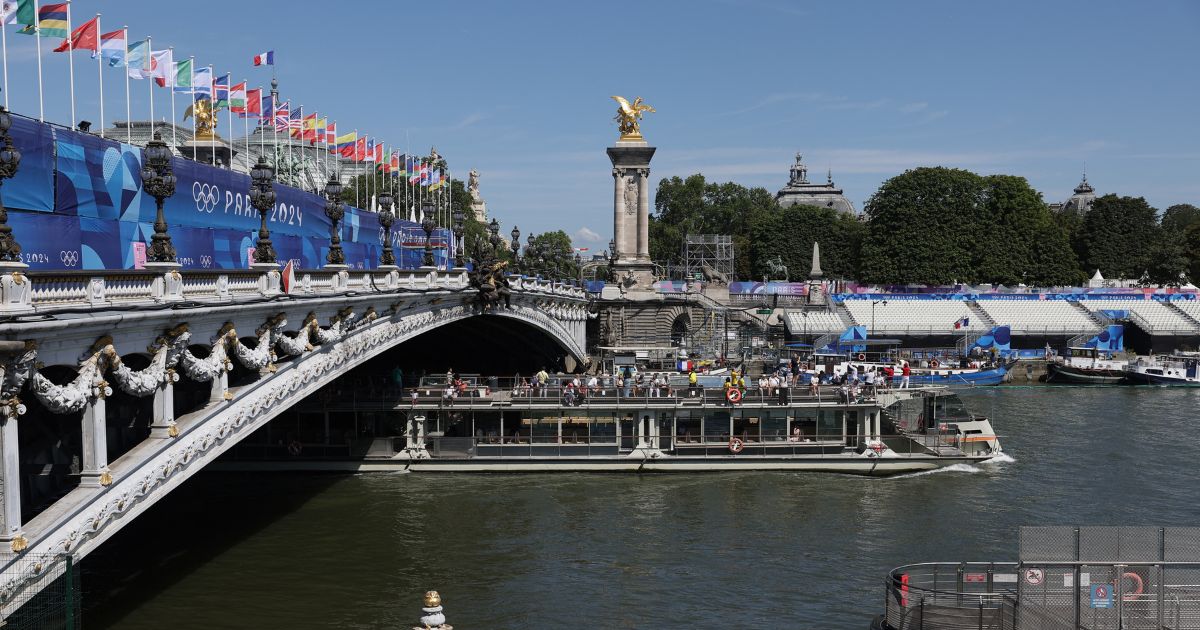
[
  {"left": 1024, "top": 568, "right": 1045, "bottom": 585},
  {"left": 964, "top": 573, "right": 987, "bottom": 583}
]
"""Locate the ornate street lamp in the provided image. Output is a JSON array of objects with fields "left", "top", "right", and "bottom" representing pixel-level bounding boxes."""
[
  {"left": 487, "top": 218, "right": 501, "bottom": 258},
  {"left": 575, "top": 251, "right": 583, "bottom": 281},
  {"left": 0, "top": 107, "right": 22, "bottom": 264},
  {"left": 451, "top": 204, "right": 465, "bottom": 268},
  {"left": 141, "top": 131, "right": 177, "bottom": 264},
  {"left": 509, "top": 225, "right": 521, "bottom": 265},
  {"left": 420, "top": 200, "right": 435, "bottom": 267},
  {"left": 323, "top": 174, "right": 345, "bottom": 267},
  {"left": 608, "top": 238, "right": 617, "bottom": 281},
  {"left": 377, "top": 185, "right": 396, "bottom": 267},
  {"left": 249, "top": 156, "right": 277, "bottom": 265}
]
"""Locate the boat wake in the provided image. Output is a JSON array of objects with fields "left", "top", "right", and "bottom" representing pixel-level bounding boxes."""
[{"left": 890, "top": 453, "right": 1015, "bottom": 480}]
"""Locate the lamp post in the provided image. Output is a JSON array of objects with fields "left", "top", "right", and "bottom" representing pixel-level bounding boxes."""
[
  {"left": 487, "top": 218, "right": 500, "bottom": 260},
  {"left": 377, "top": 185, "right": 396, "bottom": 267},
  {"left": 141, "top": 131, "right": 177, "bottom": 264},
  {"left": 420, "top": 200, "right": 435, "bottom": 267},
  {"left": 249, "top": 156, "right": 277, "bottom": 265},
  {"left": 323, "top": 174, "right": 345, "bottom": 267},
  {"left": 451, "top": 205, "right": 465, "bottom": 268},
  {"left": 509, "top": 225, "right": 520, "bottom": 269},
  {"left": 575, "top": 251, "right": 583, "bottom": 282},
  {"left": 608, "top": 238, "right": 617, "bottom": 281}
]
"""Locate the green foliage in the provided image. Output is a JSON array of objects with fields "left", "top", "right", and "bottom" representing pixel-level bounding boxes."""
[
  {"left": 521, "top": 230, "right": 578, "bottom": 279},
  {"left": 1162, "top": 204, "right": 1200, "bottom": 234},
  {"left": 1077, "top": 195, "right": 1162, "bottom": 281},
  {"left": 649, "top": 174, "right": 775, "bottom": 279},
  {"left": 748, "top": 204, "right": 864, "bottom": 280},
  {"left": 1186, "top": 223, "right": 1200, "bottom": 283}
]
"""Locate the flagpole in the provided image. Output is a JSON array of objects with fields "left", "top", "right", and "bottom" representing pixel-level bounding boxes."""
[
  {"left": 33, "top": 0, "right": 43, "bottom": 121},
  {"left": 95, "top": 14, "right": 103, "bottom": 138},
  {"left": 65, "top": 1, "right": 76, "bottom": 128},
  {"left": 168, "top": 47, "right": 176, "bottom": 146},
  {"left": 224, "top": 75, "right": 233, "bottom": 169},
  {"left": 256, "top": 87, "right": 263, "bottom": 156},
  {"left": 208, "top": 64, "right": 215, "bottom": 166},
  {"left": 188, "top": 56, "right": 196, "bottom": 147},
  {"left": 122, "top": 27, "right": 130, "bottom": 143},
  {"left": 353, "top": 128, "right": 359, "bottom": 209},
  {"left": 146, "top": 36, "right": 153, "bottom": 139}
]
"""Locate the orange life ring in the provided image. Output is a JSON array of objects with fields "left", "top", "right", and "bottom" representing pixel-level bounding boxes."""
[
  {"left": 1121, "top": 571, "right": 1144, "bottom": 601},
  {"left": 729, "top": 437, "right": 745, "bottom": 454},
  {"left": 726, "top": 388, "right": 742, "bottom": 404},
  {"left": 929, "top": 359, "right": 940, "bottom": 369},
  {"left": 287, "top": 440, "right": 302, "bottom": 456},
  {"left": 857, "top": 353, "right": 867, "bottom": 361}
]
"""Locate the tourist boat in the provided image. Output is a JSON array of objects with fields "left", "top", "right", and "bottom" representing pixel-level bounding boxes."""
[
  {"left": 357, "top": 377, "right": 1004, "bottom": 475},
  {"left": 1124, "top": 353, "right": 1200, "bottom": 386},
  {"left": 1045, "top": 346, "right": 1129, "bottom": 384},
  {"left": 808, "top": 350, "right": 1014, "bottom": 387}
]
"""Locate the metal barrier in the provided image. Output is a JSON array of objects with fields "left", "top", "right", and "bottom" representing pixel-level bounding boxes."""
[{"left": 0, "top": 554, "right": 81, "bottom": 627}]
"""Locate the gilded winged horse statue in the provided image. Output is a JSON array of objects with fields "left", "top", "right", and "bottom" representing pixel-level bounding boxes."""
[{"left": 611, "top": 95, "right": 655, "bottom": 141}]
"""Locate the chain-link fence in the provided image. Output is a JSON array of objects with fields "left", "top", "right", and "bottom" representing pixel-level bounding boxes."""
[{"left": 0, "top": 554, "right": 81, "bottom": 629}]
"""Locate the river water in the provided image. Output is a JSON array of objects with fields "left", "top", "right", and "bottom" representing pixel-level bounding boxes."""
[{"left": 81, "top": 386, "right": 1200, "bottom": 629}]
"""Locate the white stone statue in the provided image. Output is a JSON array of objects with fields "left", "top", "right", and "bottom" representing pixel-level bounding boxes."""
[
  {"left": 468, "top": 169, "right": 480, "bottom": 199},
  {"left": 623, "top": 176, "right": 638, "bottom": 214}
]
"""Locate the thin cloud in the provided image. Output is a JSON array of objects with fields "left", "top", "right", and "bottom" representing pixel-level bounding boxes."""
[{"left": 900, "top": 102, "right": 929, "bottom": 114}]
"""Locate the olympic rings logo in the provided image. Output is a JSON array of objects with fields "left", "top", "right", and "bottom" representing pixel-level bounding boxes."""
[
  {"left": 199, "top": 255, "right": 213, "bottom": 268},
  {"left": 59, "top": 250, "right": 80, "bottom": 267},
  {"left": 192, "top": 182, "right": 220, "bottom": 213}
]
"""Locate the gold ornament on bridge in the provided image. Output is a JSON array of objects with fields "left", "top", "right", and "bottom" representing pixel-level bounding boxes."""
[
  {"left": 183, "top": 98, "right": 219, "bottom": 141},
  {"left": 424, "top": 591, "right": 442, "bottom": 607},
  {"left": 610, "top": 96, "right": 655, "bottom": 142}
]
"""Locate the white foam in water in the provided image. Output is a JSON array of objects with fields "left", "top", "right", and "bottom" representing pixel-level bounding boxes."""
[
  {"left": 889, "top": 452, "right": 1015, "bottom": 479},
  {"left": 981, "top": 452, "right": 1016, "bottom": 466}
]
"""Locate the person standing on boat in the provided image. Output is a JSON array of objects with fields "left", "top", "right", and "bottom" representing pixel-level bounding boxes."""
[
  {"left": 901, "top": 362, "right": 911, "bottom": 389},
  {"left": 864, "top": 368, "right": 876, "bottom": 396},
  {"left": 536, "top": 368, "right": 550, "bottom": 398},
  {"left": 688, "top": 369, "right": 699, "bottom": 396},
  {"left": 809, "top": 371, "right": 819, "bottom": 398}
]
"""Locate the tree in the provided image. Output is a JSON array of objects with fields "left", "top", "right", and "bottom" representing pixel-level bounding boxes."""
[
  {"left": 1186, "top": 223, "right": 1200, "bottom": 283},
  {"left": 521, "top": 230, "right": 578, "bottom": 280},
  {"left": 976, "top": 175, "right": 1082, "bottom": 286},
  {"left": 1161, "top": 204, "right": 1200, "bottom": 234},
  {"left": 649, "top": 174, "right": 776, "bottom": 279},
  {"left": 748, "top": 204, "right": 864, "bottom": 280},
  {"left": 1077, "top": 195, "right": 1161, "bottom": 280},
  {"left": 860, "top": 167, "right": 985, "bottom": 285}
]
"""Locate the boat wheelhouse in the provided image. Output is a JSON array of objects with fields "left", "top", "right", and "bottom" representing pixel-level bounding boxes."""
[
  {"left": 1125, "top": 353, "right": 1200, "bottom": 386},
  {"left": 1045, "top": 346, "right": 1129, "bottom": 385}
]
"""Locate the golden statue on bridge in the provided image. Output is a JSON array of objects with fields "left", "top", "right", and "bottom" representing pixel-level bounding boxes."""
[
  {"left": 610, "top": 95, "right": 655, "bottom": 142},
  {"left": 183, "top": 97, "right": 219, "bottom": 140}
]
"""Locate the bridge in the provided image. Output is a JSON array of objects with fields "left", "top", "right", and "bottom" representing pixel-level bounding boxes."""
[{"left": 0, "top": 264, "right": 588, "bottom": 614}]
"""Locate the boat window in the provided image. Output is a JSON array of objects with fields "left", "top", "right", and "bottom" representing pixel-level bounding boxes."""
[
  {"left": 762, "top": 410, "right": 788, "bottom": 442},
  {"left": 933, "top": 395, "right": 973, "bottom": 422},
  {"left": 704, "top": 411, "right": 731, "bottom": 442},
  {"left": 561, "top": 414, "right": 589, "bottom": 444},
  {"left": 591, "top": 412, "right": 616, "bottom": 443},
  {"left": 734, "top": 413, "right": 760, "bottom": 443},
  {"left": 792, "top": 409, "right": 818, "bottom": 441},
  {"left": 818, "top": 409, "right": 842, "bottom": 441},
  {"left": 530, "top": 413, "right": 559, "bottom": 444},
  {"left": 675, "top": 411, "right": 701, "bottom": 444}
]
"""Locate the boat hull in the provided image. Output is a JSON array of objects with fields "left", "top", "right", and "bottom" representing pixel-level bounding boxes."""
[
  {"left": 1046, "top": 363, "right": 1127, "bottom": 385},
  {"left": 1124, "top": 371, "right": 1200, "bottom": 386},
  {"left": 892, "top": 366, "right": 1009, "bottom": 387}
]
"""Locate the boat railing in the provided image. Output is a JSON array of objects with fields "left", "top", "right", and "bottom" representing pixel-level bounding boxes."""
[{"left": 417, "top": 431, "right": 969, "bottom": 460}]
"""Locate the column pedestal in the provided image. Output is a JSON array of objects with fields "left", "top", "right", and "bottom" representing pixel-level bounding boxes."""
[
  {"left": 0, "top": 261, "right": 31, "bottom": 314},
  {"left": 79, "top": 396, "right": 111, "bottom": 488},
  {"left": 150, "top": 379, "right": 177, "bottom": 439},
  {"left": 0, "top": 409, "right": 25, "bottom": 551},
  {"left": 606, "top": 144, "right": 657, "bottom": 288}
]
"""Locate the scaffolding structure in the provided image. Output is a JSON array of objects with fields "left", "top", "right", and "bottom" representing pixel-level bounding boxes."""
[{"left": 683, "top": 234, "right": 735, "bottom": 282}]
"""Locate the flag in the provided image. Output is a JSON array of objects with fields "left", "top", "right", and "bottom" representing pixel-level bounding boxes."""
[
  {"left": 288, "top": 106, "right": 303, "bottom": 137},
  {"left": 192, "top": 66, "right": 213, "bottom": 99},
  {"left": 125, "top": 39, "right": 149, "bottom": 78},
  {"left": 375, "top": 142, "right": 384, "bottom": 164},
  {"left": 213, "top": 74, "right": 230, "bottom": 109},
  {"left": 1, "top": 0, "right": 34, "bottom": 27},
  {"left": 354, "top": 136, "right": 367, "bottom": 161},
  {"left": 52, "top": 15, "right": 97, "bottom": 52},
  {"left": 325, "top": 121, "right": 336, "bottom": 150},
  {"left": 252, "top": 50, "right": 274, "bottom": 66},
  {"left": 165, "top": 58, "right": 193, "bottom": 91},
  {"left": 273, "top": 101, "right": 290, "bottom": 132},
  {"left": 335, "top": 131, "right": 356, "bottom": 157},
  {"left": 314, "top": 117, "right": 327, "bottom": 144},
  {"left": 242, "top": 87, "right": 261, "bottom": 117},
  {"left": 98, "top": 29, "right": 125, "bottom": 65},
  {"left": 148, "top": 49, "right": 174, "bottom": 85},
  {"left": 20, "top": 2, "right": 67, "bottom": 38},
  {"left": 406, "top": 156, "right": 419, "bottom": 181},
  {"left": 229, "top": 82, "right": 247, "bottom": 112},
  {"left": 260, "top": 93, "right": 274, "bottom": 119},
  {"left": 364, "top": 138, "right": 375, "bottom": 162},
  {"left": 954, "top": 316, "right": 970, "bottom": 330},
  {"left": 302, "top": 112, "right": 317, "bottom": 142},
  {"left": 281, "top": 259, "right": 295, "bottom": 293},
  {"left": 388, "top": 152, "right": 400, "bottom": 175}
]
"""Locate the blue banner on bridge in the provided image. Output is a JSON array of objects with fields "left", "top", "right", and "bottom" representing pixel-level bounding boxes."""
[{"left": 4, "top": 117, "right": 450, "bottom": 270}]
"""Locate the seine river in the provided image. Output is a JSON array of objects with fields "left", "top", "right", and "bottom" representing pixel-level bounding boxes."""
[{"left": 81, "top": 387, "right": 1200, "bottom": 629}]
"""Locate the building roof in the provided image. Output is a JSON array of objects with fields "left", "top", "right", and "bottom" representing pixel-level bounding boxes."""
[
  {"left": 775, "top": 152, "right": 856, "bottom": 214},
  {"left": 1061, "top": 173, "right": 1096, "bottom": 215}
]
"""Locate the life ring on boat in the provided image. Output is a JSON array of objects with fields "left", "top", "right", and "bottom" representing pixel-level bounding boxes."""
[
  {"left": 726, "top": 388, "right": 742, "bottom": 404},
  {"left": 286, "top": 440, "right": 302, "bottom": 456},
  {"left": 1121, "top": 572, "right": 1144, "bottom": 601},
  {"left": 728, "top": 437, "right": 745, "bottom": 454},
  {"left": 857, "top": 353, "right": 867, "bottom": 361},
  {"left": 929, "top": 359, "right": 940, "bottom": 369},
  {"left": 870, "top": 442, "right": 886, "bottom": 454}
]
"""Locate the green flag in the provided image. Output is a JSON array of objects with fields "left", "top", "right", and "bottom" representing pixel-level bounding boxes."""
[{"left": 171, "top": 59, "right": 193, "bottom": 93}]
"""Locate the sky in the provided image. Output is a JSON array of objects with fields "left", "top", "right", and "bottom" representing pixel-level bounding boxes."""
[{"left": 2, "top": 0, "right": 1197, "bottom": 252}]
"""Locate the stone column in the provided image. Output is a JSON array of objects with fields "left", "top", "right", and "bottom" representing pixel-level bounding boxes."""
[
  {"left": 0, "top": 408, "right": 24, "bottom": 549},
  {"left": 150, "top": 378, "right": 176, "bottom": 439},
  {"left": 79, "top": 395, "right": 110, "bottom": 488},
  {"left": 637, "top": 167, "right": 650, "bottom": 260},
  {"left": 208, "top": 368, "right": 228, "bottom": 404},
  {"left": 612, "top": 167, "right": 626, "bottom": 260}
]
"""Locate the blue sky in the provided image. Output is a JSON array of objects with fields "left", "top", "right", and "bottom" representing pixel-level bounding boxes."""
[{"left": 3, "top": 0, "right": 1197, "bottom": 251}]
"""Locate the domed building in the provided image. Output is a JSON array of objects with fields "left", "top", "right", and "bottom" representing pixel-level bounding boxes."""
[
  {"left": 1057, "top": 173, "right": 1096, "bottom": 215},
  {"left": 775, "top": 152, "right": 856, "bottom": 214}
]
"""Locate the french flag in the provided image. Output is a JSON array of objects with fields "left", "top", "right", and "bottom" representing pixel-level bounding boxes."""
[{"left": 252, "top": 50, "right": 274, "bottom": 66}]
